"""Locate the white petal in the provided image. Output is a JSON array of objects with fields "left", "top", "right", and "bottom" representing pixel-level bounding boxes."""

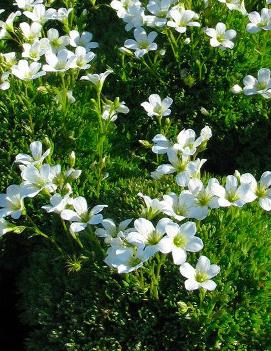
[
  {"left": 196, "top": 255, "right": 210, "bottom": 272},
  {"left": 172, "top": 247, "right": 187, "bottom": 265},
  {"left": 201, "top": 280, "right": 217, "bottom": 290},
  {"left": 179, "top": 262, "right": 196, "bottom": 279},
  {"left": 185, "top": 279, "right": 200, "bottom": 290}
]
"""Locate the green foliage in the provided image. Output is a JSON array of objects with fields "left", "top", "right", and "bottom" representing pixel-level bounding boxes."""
[
  {"left": 18, "top": 178, "right": 271, "bottom": 350},
  {"left": 1, "top": 1, "right": 271, "bottom": 350}
]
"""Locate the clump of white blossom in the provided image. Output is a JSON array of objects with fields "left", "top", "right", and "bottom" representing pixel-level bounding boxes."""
[{"left": 232, "top": 68, "right": 271, "bottom": 99}]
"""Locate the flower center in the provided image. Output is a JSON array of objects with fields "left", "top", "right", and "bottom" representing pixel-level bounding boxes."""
[
  {"left": 139, "top": 40, "right": 150, "bottom": 49},
  {"left": 173, "top": 233, "right": 187, "bottom": 248},
  {"left": 256, "top": 82, "right": 267, "bottom": 90},
  {"left": 51, "top": 38, "right": 61, "bottom": 48},
  {"left": 217, "top": 34, "right": 225, "bottom": 42},
  {"left": 226, "top": 190, "right": 239, "bottom": 203},
  {"left": 195, "top": 271, "right": 209, "bottom": 283},
  {"left": 10, "top": 198, "right": 22, "bottom": 211},
  {"left": 197, "top": 191, "right": 212, "bottom": 206},
  {"left": 147, "top": 231, "right": 162, "bottom": 245},
  {"left": 255, "top": 185, "right": 267, "bottom": 198},
  {"left": 176, "top": 159, "right": 188, "bottom": 173},
  {"left": 174, "top": 204, "right": 187, "bottom": 216}
]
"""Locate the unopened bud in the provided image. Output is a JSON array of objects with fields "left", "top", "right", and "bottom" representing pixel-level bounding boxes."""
[
  {"left": 231, "top": 84, "right": 243, "bottom": 94},
  {"left": 119, "top": 47, "right": 133, "bottom": 56},
  {"left": 69, "top": 151, "right": 76, "bottom": 167},
  {"left": 66, "top": 168, "right": 82, "bottom": 180},
  {"left": 234, "top": 170, "right": 241, "bottom": 181},
  {"left": 177, "top": 301, "right": 189, "bottom": 314},
  {"left": 37, "top": 86, "right": 48, "bottom": 94},
  {"left": 165, "top": 117, "right": 171, "bottom": 126},
  {"left": 200, "top": 107, "right": 209, "bottom": 116},
  {"left": 184, "top": 38, "right": 191, "bottom": 44},
  {"left": 139, "top": 140, "right": 152, "bottom": 148}
]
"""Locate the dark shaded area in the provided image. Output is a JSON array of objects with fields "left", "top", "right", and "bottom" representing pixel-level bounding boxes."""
[{"left": 0, "top": 236, "right": 30, "bottom": 351}]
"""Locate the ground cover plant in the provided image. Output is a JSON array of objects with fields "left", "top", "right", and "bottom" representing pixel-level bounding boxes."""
[{"left": 0, "top": 0, "right": 271, "bottom": 350}]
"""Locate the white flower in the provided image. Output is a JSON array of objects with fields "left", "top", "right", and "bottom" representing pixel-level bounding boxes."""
[
  {"left": 188, "top": 178, "right": 220, "bottom": 220},
  {"left": 127, "top": 217, "right": 172, "bottom": 259},
  {"left": 2, "top": 52, "right": 17, "bottom": 67},
  {"left": 174, "top": 127, "right": 212, "bottom": 156},
  {"left": 24, "top": 5, "right": 55, "bottom": 24},
  {"left": 43, "top": 49, "right": 73, "bottom": 72},
  {"left": 160, "top": 191, "right": 196, "bottom": 221},
  {"left": 15, "top": 141, "right": 50, "bottom": 166},
  {"left": 0, "top": 11, "right": 21, "bottom": 39},
  {"left": 20, "top": 22, "right": 42, "bottom": 42},
  {"left": 167, "top": 5, "right": 200, "bottom": 33},
  {"left": 69, "top": 30, "right": 99, "bottom": 50},
  {"left": 152, "top": 149, "right": 206, "bottom": 187},
  {"left": 247, "top": 8, "right": 271, "bottom": 33},
  {"left": 152, "top": 134, "right": 172, "bottom": 154},
  {"left": 124, "top": 27, "right": 158, "bottom": 58},
  {"left": 180, "top": 256, "right": 220, "bottom": 291},
  {"left": 21, "top": 164, "right": 58, "bottom": 197},
  {"left": 42, "top": 193, "right": 72, "bottom": 214},
  {"left": 210, "top": 175, "right": 249, "bottom": 207},
  {"left": 239, "top": 172, "right": 271, "bottom": 211},
  {"left": 80, "top": 70, "right": 113, "bottom": 90},
  {"left": 14, "top": 0, "right": 43, "bottom": 10},
  {"left": 174, "top": 129, "right": 202, "bottom": 156},
  {"left": 141, "top": 94, "right": 173, "bottom": 117},
  {"left": 22, "top": 41, "right": 44, "bottom": 61},
  {"left": 110, "top": 0, "right": 141, "bottom": 18},
  {"left": 12, "top": 60, "right": 46, "bottom": 80},
  {"left": 68, "top": 46, "right": 95, "bottom": 70},
  {"left": 96, "top": 218, "right": 133, "bottom": 244},
  {"left": 159, "top": 221, "right": 203, "bottom": 265},
  {"left": 242, "top": 69, "right": 271, "bottom": 99},
  {"left": 102, "top": 100, "right": 129, "bottom": 121},
  {"left": 138, "top": 192, "right": 163, "bottom": 219},
  {"left": 61, "top": 197, "right": 107, "bottom": 232},
  {"left": 146, "top": 0, "right": 174, "bottom": 27},
  {"left": 205, "top": 22, "right": 236, "bottom": 49},
  {"left": 53, "top": 8, "right": 73, "bottom": 22},
  {"left": 123, "top": 5, "right": 145, "bottom": 31},
  {"left": 105, "top": 243, "right": 147, "bottom": 273},
  {"left": 0, "top": 72, "right": 10, "bottom": 90},
  {"left": 0, "top": 185, "right": 26, "bottom": 219},
  {"left": 218, "top": 0, "right": 247, "bottom": 15},
  {"left": 46, "top": 28, "right": 70, "bottom": 53}
]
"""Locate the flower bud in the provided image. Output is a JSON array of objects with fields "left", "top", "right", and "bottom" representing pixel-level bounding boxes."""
[
  {"left": 165, "top": 117, "right": 171, "bottom": 126},
  {"left": 200, "top": 107, "right": 209, "bottom": 116},
  {"left": 119, "top": 47, "right": 133, "bottom": 56},
  {"left": 231, "top": 84, "right": 243, "bottom": 94},
  {"left": 69, "top": 151, "right": 76, "bottom": 168},
  {"left": 177, "top": 301, "right": 189, "bottom": 314},
  {"left": 139, "top": 140, "right": 152, "bottom": 148}
]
